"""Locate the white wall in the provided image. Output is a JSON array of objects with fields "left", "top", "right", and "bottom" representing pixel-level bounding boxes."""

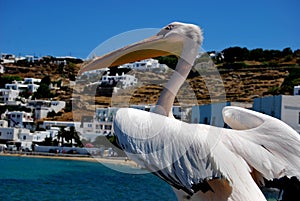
[{"left": 281, "top": 95, "right": 300, "bottom": 133}]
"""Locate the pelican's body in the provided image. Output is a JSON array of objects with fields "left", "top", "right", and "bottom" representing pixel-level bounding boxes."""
[
  {"left": 114, "top": 107, "right": 300, "bottom": 200},
  {"left": 80, "top": 22, "right": 300, "bottom": 201}
]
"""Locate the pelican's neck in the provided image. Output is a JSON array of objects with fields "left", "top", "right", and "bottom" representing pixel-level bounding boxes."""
[
  {"left": 154, "top": 58, "right": 193, "bottom": 117},
  {"left": 153, "top": 35, "right": 200, "bottom": 117}
]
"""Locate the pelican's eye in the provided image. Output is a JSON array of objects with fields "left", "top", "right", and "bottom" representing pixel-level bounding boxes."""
[{"left": 165, "top": 24, "right": 175, "bottom": 30}]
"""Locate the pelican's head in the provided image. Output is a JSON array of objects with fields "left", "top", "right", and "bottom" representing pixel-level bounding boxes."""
[
  {"left": 79, "top": 22, "right": 203, "bottom": 74},
  {"left": 157, "top": 22, "right": 203, "bottom": 45}
]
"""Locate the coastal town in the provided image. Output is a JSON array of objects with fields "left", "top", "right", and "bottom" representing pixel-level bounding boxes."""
[{"left": 0, "top": 50, "right": 300, "bottom": 159}]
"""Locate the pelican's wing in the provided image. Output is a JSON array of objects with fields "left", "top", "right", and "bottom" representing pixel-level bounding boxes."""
[
  {"left": 114, "top": 108, "right": 217, "bottom": 194},
  {"left": 114, "top": 108, "right": 265, "bottom": 200},
  {"left": 222, "top": 106, "right": 300, "bottom": 181}
]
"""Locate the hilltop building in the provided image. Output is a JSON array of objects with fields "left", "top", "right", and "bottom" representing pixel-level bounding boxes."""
[
  {"left": 5, "top": 77, "right": 41, "bottom": 93},
  {"left": 119, "top": 59, "right": 168, "bottom": 72},
  {"left": 100, "top": 72, "right": 138, "bottom": 89},
  {"left": 0, "top": 89, "right": 20, "bottom": 104}
]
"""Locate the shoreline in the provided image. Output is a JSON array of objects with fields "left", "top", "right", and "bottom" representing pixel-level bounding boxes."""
[{"left": 0, "top": 152, "right": 139, "bottom": 168}]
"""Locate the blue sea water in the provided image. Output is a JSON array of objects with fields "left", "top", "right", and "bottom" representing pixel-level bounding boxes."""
[{"left": 0, "top": 156, "right": 177, "bottom": 201}]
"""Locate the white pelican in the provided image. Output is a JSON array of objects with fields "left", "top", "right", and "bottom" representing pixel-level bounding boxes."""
[{"left": 79, "top": 22, "right": 300, "bottom": 201}]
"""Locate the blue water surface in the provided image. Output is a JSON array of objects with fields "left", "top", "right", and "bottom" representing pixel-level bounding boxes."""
[{"left": 0, "top": 156, "right": 177, "bottom": 201}]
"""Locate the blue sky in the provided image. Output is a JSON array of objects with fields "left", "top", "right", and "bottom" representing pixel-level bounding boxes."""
[{"left": 0, "top": 0, "right": 299, "bottom": 58}]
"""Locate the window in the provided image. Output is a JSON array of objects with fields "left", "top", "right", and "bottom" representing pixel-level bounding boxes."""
[{"left": 105, "top": 125, "right": 112, "bottom": 130}]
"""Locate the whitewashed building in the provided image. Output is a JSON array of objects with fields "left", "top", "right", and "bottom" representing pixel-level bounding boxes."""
[
  {"left": 27, "top": 100, "right": 66, "bottom": 120},
  {"left": 0, "top": 127, "right": 18, "bottom": 141},
  {"left": 0, "top": 89, "right": 19, "bottom": 104},
  {"left": 119, "top": 59, "right": 167, "bottom": 71},
  {"left": 5, "top": 111, "right": 34, "bottom": 130},
  {"left": 32, "top": 129, "right": 58, "bottom": 143},
  {"left": 41, "top": 121, "right": 81, "bottom": 130},
  {"left": 253, "top": 95, "right": 300, "bottom": 133},
  {"left": 5, "top": 81, "right": 28, "bottom": 91},
  {"left": 0, "top": 53, "right": 16, "bottom": 64},
  {"left": 23, "top": 78, "right": 41, "bottom": 85},
  {"left": 5, "top": 80, "right": 39, "bottom": 93},
  {"left": 101, "top": 72, "right": 138, "bottom": 89},
  {"left": 0, "top": 64, "right": 4, "bottom": 73},
  {"left": 0, "top": 122, "right": 32, "bottom": 150},
  {"left": 294, "top": 86, "right": 300, "bottom": 96}
]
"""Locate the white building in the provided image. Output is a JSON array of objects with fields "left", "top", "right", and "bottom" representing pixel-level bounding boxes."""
[
  {"left": 25, "top": 55, "right": 39, "bottom": 63},
  {"left": 0, "top": 123, "right": 32, "bottom": 150},
  {"left": 27, "top": 100, "right": 66, "bottom": 120},
  {"left": 18, "top": 128, "right": 33, "bottom": 151},
  {"left": 41, "top": 121, "right": 81, "bottom": 130},
  {"left": 0, "top": 53, "right": 16, "bottom": 64},
  {"left": 294, "top": 86, "right": 300, "bottom": 96},
  {"left": 32, "top": 129, "right": 58, "bottom": 143},
  {"left": 119, "top": 59, "right": 167, "bottom": 72},
  {"left": 24, "top": 78, "right": 41, "bottom": 85},
  {"left": 85, "top": 107, "right": 118, "bottom": 135},
  {"left": 0, "top": 127, "right": 19, "bottom": 142},
  {"left": 5, "top": 111, "right": 34, "bottom": 129},
  {"left": 0, "top": 64, "right": 4, "bottom": 73},
  {"left": 101, "top": 72, "right": 138, "bottom": 89},
  {"left": 5, "top": 81, "right": 27, "bottom": 91},
  {"left": 5, "top": 80, "right": 39, "bottom": 93},
  {"left": 253, "top": 95, "right": 300, "bottom": 133},
  {"left": 0, "top": 89, "right": 19, "bottom": 104},
  {"left": 5, "top": 77, "right": 41, "bottom": 93}
]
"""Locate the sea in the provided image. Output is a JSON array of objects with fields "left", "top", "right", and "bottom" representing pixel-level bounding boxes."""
[
  {"left": 0, "top": 155, "right": 176, "bottom": 201},
  {"left": 0, "top": 155, "right": 279, "bottom": 201}
]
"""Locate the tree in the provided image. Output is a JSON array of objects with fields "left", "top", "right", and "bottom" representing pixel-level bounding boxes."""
[
  {"left": 33, "top": 83, "right": 53, "bottom": 99},
  {"left": 156, "top": 55, "right": 178, "bottom": 69},
  {"left": 0, "top": 75, "right": 22, "bottom": 88},
  {"left": 249, "top": 48, "right": 264, "bottom": 61},
  {"left": 282, "top": 47, "right": 293, "bottom": 57},
  {"left": 57, "top": 127, "right": 67, "bottom": 146},
  {"left": 222, "top": 47, "right": 249, "bottom": 62},
  {"left": 43, "top": 136, "right": 53, "bottom": 146},
  {"left": 40, "top": 75, "right": 51, "bottom": 86}
]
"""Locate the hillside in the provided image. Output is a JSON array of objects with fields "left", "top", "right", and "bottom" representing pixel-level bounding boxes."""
[{"left": 1, "top": 50, "right": 299, "bottom": 122}]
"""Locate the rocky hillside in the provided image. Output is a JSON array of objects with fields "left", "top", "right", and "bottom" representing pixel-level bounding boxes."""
[
  {"left": 105, "top": 67, "right": 289, "bottom": 106},
  {"left": 2, "top": 57, "right": 299, "bottom": 122}
]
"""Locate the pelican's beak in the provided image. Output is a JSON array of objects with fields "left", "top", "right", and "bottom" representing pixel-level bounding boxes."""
[{"left": 78, "top": 34, "right": 183, "bottom": 75}]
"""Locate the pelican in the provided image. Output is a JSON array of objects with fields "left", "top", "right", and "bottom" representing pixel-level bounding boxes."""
[{"left": 79, "top": 22, "right": 300, "bottom": 200}]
